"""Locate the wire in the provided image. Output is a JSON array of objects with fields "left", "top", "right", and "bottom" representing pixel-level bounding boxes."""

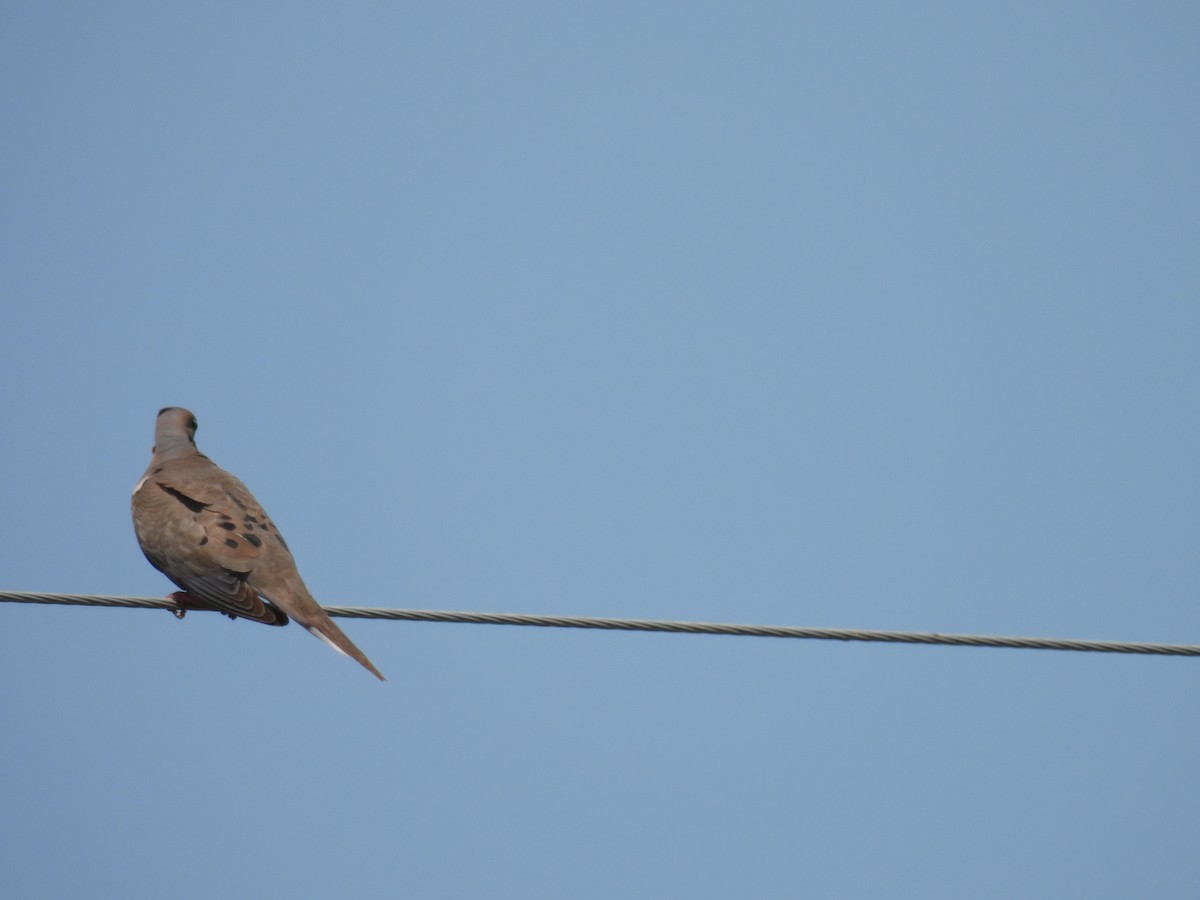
[{"left": 2, "top": 590, "right": 1196, "bottom": 656}]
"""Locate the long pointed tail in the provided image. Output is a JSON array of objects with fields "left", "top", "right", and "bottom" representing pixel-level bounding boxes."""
[
  {"left": 304, "top": 615, "right": 386, "bottom": 681},
  {"left": 258, "top": 575, "right": 387, "bottom": 680}
]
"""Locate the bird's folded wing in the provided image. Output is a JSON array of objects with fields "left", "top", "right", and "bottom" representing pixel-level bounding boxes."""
[{"left": 138, "top": 474, "right": 288, "bottom": 626}]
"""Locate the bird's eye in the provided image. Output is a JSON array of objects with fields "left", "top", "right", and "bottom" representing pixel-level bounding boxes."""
[{"left": 188, "top": 417, "right": 197, "bottom": 432}]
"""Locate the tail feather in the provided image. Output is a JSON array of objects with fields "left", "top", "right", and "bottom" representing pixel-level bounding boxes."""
[
  {"left": 254, "top": 572, "right": 386, "bottom": 681},
  {"left": 304, "top": 619, "right": 386, "bottom": 681}
]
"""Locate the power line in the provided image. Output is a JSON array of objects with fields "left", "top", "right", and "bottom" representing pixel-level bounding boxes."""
[{"left": 3, "top": 590, "right": 1197, "bottom": 656}]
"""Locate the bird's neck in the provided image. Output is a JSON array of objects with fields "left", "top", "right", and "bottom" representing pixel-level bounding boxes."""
[{"left": 151, "top": 441, "right": 201, "bottom": 462}]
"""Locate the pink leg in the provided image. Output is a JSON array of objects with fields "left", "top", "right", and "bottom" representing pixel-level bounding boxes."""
[{"left": 167, "top": 590, "right": 202, "bottom": 619}]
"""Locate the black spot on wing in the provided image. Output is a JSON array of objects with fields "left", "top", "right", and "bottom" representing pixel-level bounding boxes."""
[
  {"left": 159, "top": 484, "right": 207, "bottom": 513},
  {"left": 224, "top": 538, "right": 239, "bottom": 548},
  {"left": 242, "top": 532, "right": 262, "bottom": 548}
]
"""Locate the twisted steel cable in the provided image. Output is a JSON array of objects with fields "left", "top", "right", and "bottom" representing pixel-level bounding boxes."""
[{"left": 3, "top": 590, "right": 1197, "bottom": 656}]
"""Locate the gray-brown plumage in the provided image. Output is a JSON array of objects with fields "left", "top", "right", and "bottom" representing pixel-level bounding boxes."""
[{"left": 132, "top": 407, "right": 385, "bottom": 680}]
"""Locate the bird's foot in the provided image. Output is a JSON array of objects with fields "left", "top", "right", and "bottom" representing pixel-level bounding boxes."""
[{"left": 166, "top": 591, "right": 198, "bottom": 619}]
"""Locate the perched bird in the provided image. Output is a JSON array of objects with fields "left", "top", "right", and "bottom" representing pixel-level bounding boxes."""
[{"left": 131, "top": 407, "right": 385, "bottom": 680}]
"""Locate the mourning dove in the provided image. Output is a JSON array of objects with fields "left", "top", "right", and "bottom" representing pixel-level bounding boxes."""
[{"left": 132, "top": 407, "right": 385, "bottom": 680}]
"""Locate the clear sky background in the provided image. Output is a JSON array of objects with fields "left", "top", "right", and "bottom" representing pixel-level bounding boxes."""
[{"left": 2, "top": 3, "right": 1198, "bottom": 898}]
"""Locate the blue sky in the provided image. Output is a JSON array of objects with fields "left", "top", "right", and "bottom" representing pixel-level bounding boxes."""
[{"left": 2, "top": 3, "right": 1198, "bottom": 897}]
